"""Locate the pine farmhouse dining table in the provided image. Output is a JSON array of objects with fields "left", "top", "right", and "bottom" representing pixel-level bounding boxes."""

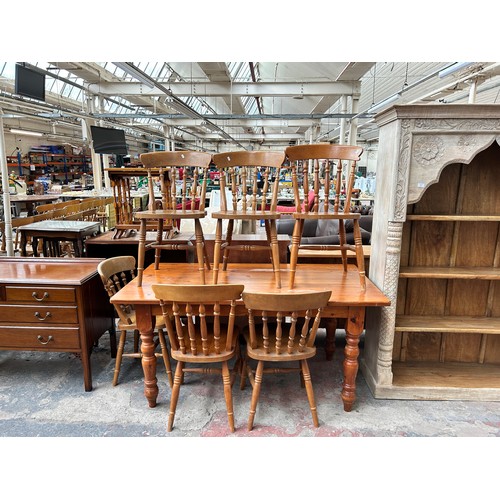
[{"left": 110, "top": 262, "right": 390, "bottom": 412}]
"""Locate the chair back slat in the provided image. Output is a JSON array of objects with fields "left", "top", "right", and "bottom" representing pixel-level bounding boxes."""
[
  {"left": 186, "top": 303, "right": 197, "bottom": 355},
  {"left": 199, "top": 303, "right": 209, "bottom": 355},
  {"left": 212, "top": 150, "right": 285, "bottom": 215},
  {"left": 285, "top": 143, "right": 363, "bottom": 215},
  {"left": 152, "top": 284, "right": 244, "bottom": 356},
  {"left": 242, "top": 290, "right": 331, "bottom": 355},
  {"left": 275, "top": 311, "right": 283, "bottom": 354},
  {"left": 287, "top": 311, "right": 298, "bottom": 354},
  {"left": 140, "top": 151, "right": 212, "bottom": 216}
]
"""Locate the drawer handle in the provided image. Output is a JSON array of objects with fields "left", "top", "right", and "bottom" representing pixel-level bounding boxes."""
[
  {"left": 32, "top": 292, "right": 49, "bottom": 302},
  {"left": 37, "top": 335, "right": 53, "bottom": 345},
  {"left": 34, "top": 311, "right": 52, "bottom": 321}
]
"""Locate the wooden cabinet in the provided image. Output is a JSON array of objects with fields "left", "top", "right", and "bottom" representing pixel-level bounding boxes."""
[
  {"left": 362, "top": 104, "right": 500, "bottom": 401},
  {"left": 0, "top": 258, "right": 114, "bottom": 391}
]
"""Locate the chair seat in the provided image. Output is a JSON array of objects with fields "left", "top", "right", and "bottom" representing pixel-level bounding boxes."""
[
  {"left": 293, "top": 212, "right": 361, "bottom": 220},
  {"left": 243, "top": 332, "right": 316, "bottom": 362},
  {"left": 135, "top": 209, "right": 206, "bottom": 219},
  {"left": 212, "top": 210, "right": 282, "bottom": 220}
]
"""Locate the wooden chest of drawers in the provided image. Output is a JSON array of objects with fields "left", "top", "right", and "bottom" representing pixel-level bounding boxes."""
[{"left": 0, "top": 257, "right": 114, "bottom": 391}]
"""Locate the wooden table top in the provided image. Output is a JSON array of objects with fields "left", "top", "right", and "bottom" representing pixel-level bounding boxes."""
[
  {"left": 19, "top": 220, "right": 101, "bottom": 233},
  {"left": 9, "top": 194, "right": 60, "bottom": 203},
  {"left": 0, "top": 257, "right": 103, "bottom": 284},
  {"left": 85, "top": 230, "right": 194, "bottom": 245},
  {"left": 111, "top": 262, "right": 390, "bottom": 308}
]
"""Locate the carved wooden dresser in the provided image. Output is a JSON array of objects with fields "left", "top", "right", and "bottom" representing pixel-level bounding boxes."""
[{"left": 363, "top": 104, "right": 500, "bottom": 401}]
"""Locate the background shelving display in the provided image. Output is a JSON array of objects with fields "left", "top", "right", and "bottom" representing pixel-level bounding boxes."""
[
  {"left": 27, "top": 151, "right": 92, "bottom": 183},
  {"left": 5, "top": 150, "right": 92, "bottom": 186}
]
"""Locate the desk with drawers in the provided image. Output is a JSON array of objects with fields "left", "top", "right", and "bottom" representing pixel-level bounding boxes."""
[{"left": 0, "top": 258, "right": 114, "bottom": 391}]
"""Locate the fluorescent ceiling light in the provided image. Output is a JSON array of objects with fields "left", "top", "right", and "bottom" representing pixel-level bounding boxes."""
[
  {"left": 9, "top": 128, "right": 43, "bottom": 136},
  {"left": 367, "top": 94, "right": 400, "bottom": 113},
  {"left": 112, "top": 62, "right": 155, "bottom": 89},
  {"left": 438, "top": 62, "right": 472, "bottom": 78}
]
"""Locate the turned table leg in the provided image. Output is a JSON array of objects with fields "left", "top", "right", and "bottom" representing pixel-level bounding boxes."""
[
  {"left": 341, "top": 307, "right": 365, "bottom": 412},
  {"left": 324, "top": 318, "right": 337, "bottom": 361},
  {"left": 136, "top": 304, "right": 158, "bottom": 408}
]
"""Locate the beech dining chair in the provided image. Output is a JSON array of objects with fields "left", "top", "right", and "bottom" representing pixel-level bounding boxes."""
[
  {"left": 241, "top": 289, "right": 331, "bottom": 430},
  {"left": 285, "top": 143, "right": 366, "bottom": 290},
  {"left": 152, "top": 283, "right": 245, "bottom": 432},
  {"left": 211, "top": 150, "right": 286, "bottom": 288},
  {"left": 135, "top": 151, "right": 212, "bottom": 286},
  {"left": 98, "top": 256, "right": 173, "bottom": 387}
]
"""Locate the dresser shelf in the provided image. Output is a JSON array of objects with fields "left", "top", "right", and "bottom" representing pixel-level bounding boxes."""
[
  {"left": 406, "top": 214, "right": 500, "bottom": 221},
  {"left": 398, "top": 266, "right": 500, "bottom": 280},
  {"left": 395, "top": 315, "right": 500, "bottom": 334}
]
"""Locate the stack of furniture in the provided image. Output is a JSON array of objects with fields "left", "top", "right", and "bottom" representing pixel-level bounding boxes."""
[
  {"left": 285, "top": 143, "right": 367, "bottom": 290},
  {"left": 105, "top": 167, "right": 170, "bottom": 239},
  {"left": 133, "top": 151, "right": 213, "bottom": 286},
  {"left": 211, "top": 151, "right": 286, "bottom": 287}
]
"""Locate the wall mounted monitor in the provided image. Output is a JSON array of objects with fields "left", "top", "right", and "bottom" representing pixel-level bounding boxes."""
[
  {"left": 15, "top": 63, "right": 46, "bottom": 101},
  {"left": 90, "top": 125, "right": 128, "bottom": 155}
]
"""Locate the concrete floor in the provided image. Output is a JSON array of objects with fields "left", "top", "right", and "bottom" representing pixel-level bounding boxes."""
[
  {"left": 1, "top": 329, "right": 499, "bottom": 438},
  {"left": 0, "top": 332, "right": 500, "bottom": 437},
  {"left": 1, "top": 329, "right": 498, "bottom": 498}
]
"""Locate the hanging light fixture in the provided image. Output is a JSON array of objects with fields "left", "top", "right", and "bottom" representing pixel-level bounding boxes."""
[
  {"left": 367, "top": 94, "right": 400, "bottom": 113},
  {"left": 9, "top": 128, "right": 43, "bottom": 136},
  {"left": 112, "top": 62, "right": 156, "bottom": 89},
  {"left": 438, "top": 62, "right": 472, "bottom": 78}
]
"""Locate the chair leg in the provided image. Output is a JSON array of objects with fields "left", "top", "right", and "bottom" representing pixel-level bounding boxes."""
[
  {"left": 194, "top": 219, "right": 206, "bottom": 284},
  {"left": 248, "top": 360, "right": 264, "bottom": 431},
  {"left": 202, "top": 236, "right": 211, "bottom": 270},
  {"left": 222, "top": 361, "right": 235, "bottom": 432},
  {"left": 168, "top": 361, "right": 184, "bottom": 432},
  {"left": 338, "top": 219, "right": 348, "bottom": 272},
  {"left": 268, "top": 219, "right": 281, "bottom": 289},
  {"left": 213, "top": 219, "right": 223, "bottom": 284},
  {"left": 109, "top": 326, "right": 117, "bottom": 359},
  {"left": 239, "top": 353, "right": 248, "bottom": 390},
  {"left": 157, "top": 328, "right": 173, "bottom": 388},
  {"left": 112, "top": 329, "right": 127, "bottom": 386},
  {"left": 133, "top": 329, "right": 140, "bottom": 353},
  {"left": 230, "top": 342, "right": 242, "bottom": 387},
  {"left": 352, "top": 219, "right": 366, "bottom": 290},
  {"left": 300, "top": 359, "right": 319, "bottom": 427},
  {"left": 222, "top": 219, "right": 234, "bottom": 271},
  {"left": 137, "top": 219, "right": 147, "bottom": 287},
  {"left": 288, "top": 219, "right": 304, "bottom": 289},
  {"left": 154, "top": 218, "right": 164, "bottom": 270},
  {"left": 325, "top": 318, "right": 337, "bottom": 361}
]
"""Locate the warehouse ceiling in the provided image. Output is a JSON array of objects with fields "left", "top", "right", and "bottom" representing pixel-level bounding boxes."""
[{"left": 1, "top": 61, "right": 500, "bottom": 155}]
